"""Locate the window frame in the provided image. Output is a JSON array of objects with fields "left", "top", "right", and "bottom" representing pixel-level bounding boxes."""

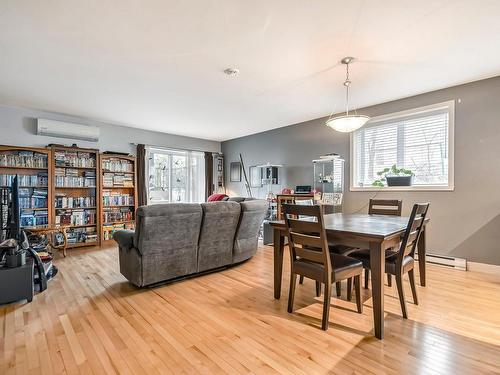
[
  {"left": 145, "top": 146, "right": 205, "bottom": 204},
  {"left": 349, "top": 100, "right": 455, "bottom": 192}
]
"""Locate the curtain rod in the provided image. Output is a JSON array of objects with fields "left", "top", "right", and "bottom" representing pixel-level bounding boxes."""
[{"left": 129, "top": 143, "right": 222, "bottom": 155}]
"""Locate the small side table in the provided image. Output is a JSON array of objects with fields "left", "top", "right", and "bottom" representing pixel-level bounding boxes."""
[
  {"left": 0, "top": 259, "right": 34, "bottom": 304},
  {"left": 25, "top": 225, "right": 68, "bottom": 257}
]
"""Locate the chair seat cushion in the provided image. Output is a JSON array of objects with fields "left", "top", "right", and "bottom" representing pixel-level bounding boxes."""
[
  {"left": 328, "top": 243, "right": 358, "bottom": 255},
  {"left": 348, "top": 248, "right": 398, "bottom": 260},
  {"left": 295, "top": 254, "right": 362, "bottom": 282},
  {"left": 385, "top": 255, "right": 414, "bottom": 274}
]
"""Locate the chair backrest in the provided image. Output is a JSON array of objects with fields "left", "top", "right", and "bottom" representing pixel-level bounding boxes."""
[
  {"left": 283, "top": 204, "right": 331, "bottom": 279},
  {"left": 396, "top": 203, "right": 430, "bottom": 263},
  {"left": 369, "top": 199, "right": 402, "bottom": 216}
]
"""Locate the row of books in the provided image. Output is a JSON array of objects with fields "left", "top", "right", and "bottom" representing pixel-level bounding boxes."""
[
  {"left": 55, "top": 169, "right": 96, "bottom": 187},
  {"left": 54, "top": 150, "right": 96, "bottom": 168},
  {"left": 18, "top": 188, "right": 48, "bottom": 209},
  {"left": 102, "top": 158, "right": 133, "bottom": 173},
  {"left": 0, "top": 151, "right": 48, "bottom": 168},
  {"left": 66, "top": 227, "right": 98, "bottom": 244},
  {"left": 54, "top": 194, "right": 96, "bottom": 208},
  {"left": 55, "top": 209, "right": 96, "bottom": 226},
  {"left": 102, "top": 207, "right": 133, "bottom": 224},
  {"left": 20, "top": 210, "right": 49, "bottom": 227},
  {"left": 102, "top": 222, "right": 134, "bottom": 241},
  {"left": 102, "top": 173, "right": 134, "bottom": 187},
  {"left": 0, "top": 173, "right": 48, "bottom": 187},
  {"left": 102, "top": 191, "right": 134, "bottom": 206}
]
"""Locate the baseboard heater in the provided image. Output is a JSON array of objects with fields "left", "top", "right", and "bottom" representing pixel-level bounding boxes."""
[{"left": 416, "top": 253, "right": 467, "bottom": 271}]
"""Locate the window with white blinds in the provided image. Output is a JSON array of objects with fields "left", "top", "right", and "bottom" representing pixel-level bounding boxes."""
[{"left": 351, "top": 101, "right": 454, "bottom": 190}]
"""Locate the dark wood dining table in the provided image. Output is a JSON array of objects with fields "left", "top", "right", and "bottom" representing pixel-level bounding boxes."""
[{"left": 269, "top": 213, "right": 429, "bottom": 339}]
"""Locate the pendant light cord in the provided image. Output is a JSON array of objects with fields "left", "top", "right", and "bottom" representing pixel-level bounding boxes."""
[{"left": 344, "top": 61, "right": 350, "bottom": 116}]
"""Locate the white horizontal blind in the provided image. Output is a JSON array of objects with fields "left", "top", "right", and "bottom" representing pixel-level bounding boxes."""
[{"left": 353, "top": 103, "right": 452, "bottom": 187}]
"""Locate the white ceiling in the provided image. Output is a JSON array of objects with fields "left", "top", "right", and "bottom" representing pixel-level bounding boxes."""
[{"left": 1, "top": 1, "right": 499, "bottom": 141}]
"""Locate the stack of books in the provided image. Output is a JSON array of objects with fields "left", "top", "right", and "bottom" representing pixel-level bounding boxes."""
[
  {"left": 55, "top": 169, "right": 96, "bottom": 187},
  {"left": 103, "top": 222, "right": 134, "bottom": 241},
  {"left": 55, "top": 209, "right": 96, "bottom": 226},
  {"left": 102, "top": 207, "right": 133, "bottom": 223},
  {"left": 20, "top": 210, "right": 48, "bottom": 227},
  {"left": 54, "top": 151, "right": 96, "bottom": 168},
  {"left": 0, "top": 173, "right": 48, "bottom": 187},
  {"left": 102, "top": 158, "right": 133, "bottom": 172},
  {"left": 18, "top": 188, "right": 48, "bottom": 209},
  {"left": 54, "top": 194, "right": 96, "bottom": 208},
  {"left": 66, "top": 227, "right": 98, "bottom": 244},
  {"left": 0, "top": 151, "right": 47, "bottom": 168},
  {"left": 102, "top": 191, "right": 134, "bottom": 206}
]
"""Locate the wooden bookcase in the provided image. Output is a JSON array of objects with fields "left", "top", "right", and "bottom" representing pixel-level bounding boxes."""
[
  {"left": 98, "top": 154, "right": 137, "bottom": 244},
  {"left": 0, "top": 145, "right": 52, "bottom": 232},
  {"left": 49, "top": 145, "right": 100, "bottom": 248}
]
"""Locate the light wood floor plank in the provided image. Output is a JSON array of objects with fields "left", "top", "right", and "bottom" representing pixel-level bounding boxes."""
[{"left": 1, "top": 243, "right": 500, "bottom": 374}]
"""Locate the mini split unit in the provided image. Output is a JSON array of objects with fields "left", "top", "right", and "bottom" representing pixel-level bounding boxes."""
[{"left": 36, "top": 118, "right": 100, "bottom": 142}]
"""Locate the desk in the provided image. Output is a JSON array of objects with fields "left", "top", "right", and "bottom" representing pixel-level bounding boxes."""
[{"left": 270, "top": 213, "right": 429, "bottom": 339}]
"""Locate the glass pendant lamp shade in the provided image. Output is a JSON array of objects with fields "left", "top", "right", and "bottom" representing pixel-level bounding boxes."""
[
  {"left": 325, "top": 57, "right": 370, "bottom": 133},
  {"left": 325, "top": 114, "right": 370, "bottom": 132}
]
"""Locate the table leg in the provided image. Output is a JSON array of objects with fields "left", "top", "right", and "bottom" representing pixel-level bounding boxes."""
[
  {"left": 418, "top": 226, "right": 426, "bottom": 286},
  {"left": 273, "top": 228, "right": 285, "bottom": 299},
  {"left": 369, "top": 241, "right": 385, "bottom": 339}
]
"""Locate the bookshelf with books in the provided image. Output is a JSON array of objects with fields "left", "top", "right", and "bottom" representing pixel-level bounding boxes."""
[
  {"left": 99, "top": 154, "right": 137, "bottom": 243},
  {"left": 50, "top": 145, "right": 100, "bottom": 248},
  {"left": 0, "top": 145, "right": 52, "bottom": 230}
]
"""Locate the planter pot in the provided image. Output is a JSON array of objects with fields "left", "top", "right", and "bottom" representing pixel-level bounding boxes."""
[{"left": 386, "top": 175, "right": 413, "bottom": 187}]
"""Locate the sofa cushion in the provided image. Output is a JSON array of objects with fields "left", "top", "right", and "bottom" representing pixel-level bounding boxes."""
[
  {"left": 198, "top": 201, "right": 241, "bottom": 272},
  {"left": 233, "top": 200, "right": 268, "bottom": 263},
  {"left": 134, "top": 203, "right": 203, "bottom": 285}
]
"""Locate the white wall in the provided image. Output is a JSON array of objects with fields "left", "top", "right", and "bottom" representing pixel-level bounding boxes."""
[{"left": 0, "top": 104, "right": 220, "bottom": 154}]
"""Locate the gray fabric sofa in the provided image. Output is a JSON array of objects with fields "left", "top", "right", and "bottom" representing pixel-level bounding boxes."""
[{"left": 114, "top": 200, "right": 267, "bottom": 287}]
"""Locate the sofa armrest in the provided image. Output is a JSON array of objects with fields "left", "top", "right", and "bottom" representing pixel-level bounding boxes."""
[{"left": 113, "top": 230, "right": 135, "bottom": 249}]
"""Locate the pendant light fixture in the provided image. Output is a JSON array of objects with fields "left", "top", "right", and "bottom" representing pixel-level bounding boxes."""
[{"left": 325, "top": 57, "right": 370, "bottom": 132}]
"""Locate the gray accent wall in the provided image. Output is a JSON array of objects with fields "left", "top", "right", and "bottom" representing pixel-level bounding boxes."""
[
  {"left": 0, "top": 104, "right": 220, "bottom": 154},
  {"left": 222, "top": 76, "right": 500, "bottom": 266}
]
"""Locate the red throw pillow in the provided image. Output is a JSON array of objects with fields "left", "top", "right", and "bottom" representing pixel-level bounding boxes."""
[{"left": 207, "top": 193, "right": 228, "bottom": 202}]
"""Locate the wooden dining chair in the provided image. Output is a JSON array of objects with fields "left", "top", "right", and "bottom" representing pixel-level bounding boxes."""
[
  {"left": 352, "top": 199, "right": 403, "bottom": 290},
  {"left": 350, "top": 203, "right": 429, "bottom": 318},
  {"left": 284, "top": 204, "right": 363, "bottom": 330}
]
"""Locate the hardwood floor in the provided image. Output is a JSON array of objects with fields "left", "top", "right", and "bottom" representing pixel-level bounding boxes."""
[{"left": 1, "top": 243, "right": 500, "bottom": 374}]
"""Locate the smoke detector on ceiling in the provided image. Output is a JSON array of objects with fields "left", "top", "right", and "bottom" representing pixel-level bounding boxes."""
[{"left": 223, "top": 68, "right": 239, "bottom": 76}]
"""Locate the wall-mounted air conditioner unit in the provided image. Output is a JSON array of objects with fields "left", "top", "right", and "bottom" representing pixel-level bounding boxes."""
[{"left": 36, "top": 119, "right": 100, "bottom": 142}]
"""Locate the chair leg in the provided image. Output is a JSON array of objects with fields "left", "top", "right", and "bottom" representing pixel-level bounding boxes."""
[
  {"left": 288, "top": 273, "right": 297, "bottom": 313},
  {"left": 321, "top": 282, "right": 332, "bottom": 330},
  {"left": 299, "top": 275, "right": 304, "bottom": 284},
  {"left": 408, "top": 269, "right": 418, "bottom": 305},
  {"left": 354, "top": 275, "right": 363, "bottom": 314},
  {"left": 315, "top": 281, "right": 321, "bottom": 297},
  {"left": 335, "top": 281, "right": 342, "bottom": 297},
  {"left": 364, "top": 269, "right": 369, "bottom": 289},
  {"left": 387, "top": 274, "right": 392, "bottom": 287},
  {"left": 346, "top": 278, "right": 353, "bottom": 301},
  {"left": 395, "top": 273, "right": 408, "bottom": 318}
]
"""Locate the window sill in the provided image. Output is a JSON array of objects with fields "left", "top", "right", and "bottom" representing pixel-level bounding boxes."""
[{"left": 350, "top": 185, "right": 454, "bottom": 192}]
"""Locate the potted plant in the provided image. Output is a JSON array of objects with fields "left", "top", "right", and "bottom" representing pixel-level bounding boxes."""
[{"left": 372, "top": 165, "right": 414, "bottom": 187}]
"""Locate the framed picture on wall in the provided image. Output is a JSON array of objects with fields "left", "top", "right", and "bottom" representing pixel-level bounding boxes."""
[
  {"left": 249, "top": 166, "right": 262, "bottom": 187},
  {"left": 230, "top": 162, "right": 241, "bottom": 182}
]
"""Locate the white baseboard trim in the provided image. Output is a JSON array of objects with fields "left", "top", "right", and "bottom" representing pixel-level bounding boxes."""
[{"left": 467, "top": 261, "right": 500, "bottom": 275}]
